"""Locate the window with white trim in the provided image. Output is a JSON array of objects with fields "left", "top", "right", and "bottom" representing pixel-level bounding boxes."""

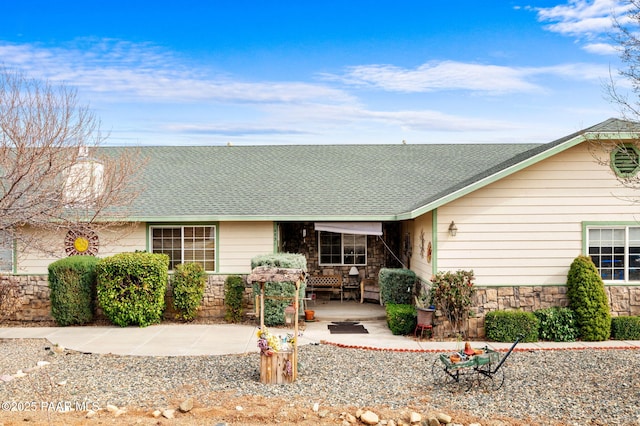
[
  {"left": 151, "top": 225, "right": 215, "bottom": 271},
  {"left": 0, "top": 230, "right": 12, "bottom": 272},
  {"left": 588, "top": 226, "right": 640, "bottom": 281},
  {"left": 318, "top": 231, "right": 366, "bottom": 265}
]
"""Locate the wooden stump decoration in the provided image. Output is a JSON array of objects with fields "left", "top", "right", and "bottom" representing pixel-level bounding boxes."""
[{"left": 260, "top": 350, "right": 295, "bottom": 384}]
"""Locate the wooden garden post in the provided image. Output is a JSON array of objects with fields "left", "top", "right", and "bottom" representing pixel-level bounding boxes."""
[
  {"left": 293, "top": 278, "right": 300, "bottom": 380},
  {"left": 249, "top": 267, "right": 304, "bottom": 384},
  {"left": 259, "top": 281, "right": 265, "bottom": 330}
]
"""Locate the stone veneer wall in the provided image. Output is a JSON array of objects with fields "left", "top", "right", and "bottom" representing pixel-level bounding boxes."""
[
  {"left": 4, "top": 274, "right": 640, "bottom": 337},
  {"left": 432, "top": 285, "right": 640, "bottom": 339},
  {"left": 1, "top": 274, "right": 255, "bottom": 323}
]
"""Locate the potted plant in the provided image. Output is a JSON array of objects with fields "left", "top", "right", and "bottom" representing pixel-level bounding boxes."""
[{"left": 414, "top": 284, "right": 435, "bottom": 326}]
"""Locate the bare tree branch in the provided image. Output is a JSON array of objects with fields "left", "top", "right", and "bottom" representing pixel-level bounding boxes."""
[{"left": 0, "top": 67, "right": 145, "bottom": 259}]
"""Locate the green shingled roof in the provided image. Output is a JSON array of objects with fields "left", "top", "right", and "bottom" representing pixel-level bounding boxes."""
[{"left": 110, "top": 118, "right": 632, "bottom": 222}]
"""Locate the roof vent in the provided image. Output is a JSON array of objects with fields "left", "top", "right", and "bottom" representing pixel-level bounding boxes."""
[{"left": 611, "top": 144, "right": 640, "bottom": 178}]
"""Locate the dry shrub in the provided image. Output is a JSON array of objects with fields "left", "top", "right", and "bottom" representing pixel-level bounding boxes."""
[{"left": 0, "top": 276, "right": 20, "bottom": 320}]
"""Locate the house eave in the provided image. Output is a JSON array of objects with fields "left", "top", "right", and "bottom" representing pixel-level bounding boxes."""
[
  {"left": 127, "top": 214, "right": 400, "bottom": 223},
  {"left": 399, "top": 131, "right": 609, "bottom": 220}
]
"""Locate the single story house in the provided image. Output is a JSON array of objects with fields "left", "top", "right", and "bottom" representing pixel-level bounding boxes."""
[{"left": 4, "top": 118, "right": 640, "bottom": 337}]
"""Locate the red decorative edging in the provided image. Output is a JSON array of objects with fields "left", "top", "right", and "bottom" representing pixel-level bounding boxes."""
[{"left": 317, "top": 340, "right": 640, "bottom": 353}]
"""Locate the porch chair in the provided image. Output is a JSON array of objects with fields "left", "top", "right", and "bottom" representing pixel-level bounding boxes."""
[{"left": 360, "top": 278, "right": 381, "bottom": 305}]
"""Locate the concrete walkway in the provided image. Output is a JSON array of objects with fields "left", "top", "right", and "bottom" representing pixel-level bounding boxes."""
[{"left": 0, "top": 301, "right": 638, "bottom": 356}]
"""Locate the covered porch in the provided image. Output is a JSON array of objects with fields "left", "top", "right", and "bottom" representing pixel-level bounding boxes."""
[
  {"left": 277, "top": 221, "right": 406, "bottom": 287},
  {"left": 302, "top": 299, "right": 386, "bottom": 322}
]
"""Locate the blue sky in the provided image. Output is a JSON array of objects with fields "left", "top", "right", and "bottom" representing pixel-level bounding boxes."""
[{"left": 0, "top": 1, "right": 634, "bottom": 146}]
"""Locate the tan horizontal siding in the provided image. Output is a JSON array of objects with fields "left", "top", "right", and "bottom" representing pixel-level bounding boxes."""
[
  {"left": 17, "top": 224, "right": 146, "bottom": 275},
  {"left": 218, "top": 222, "right": 274, "bottom": 273},
  {"left": 436, "top": 143, "right": 638, "bottom": 286}
]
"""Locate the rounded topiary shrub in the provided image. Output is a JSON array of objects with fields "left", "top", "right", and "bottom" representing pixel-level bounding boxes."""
[
  {"left": 172, "top": 262, "right": 206, "bottom": 321},
  {"left": 484, "top": 310, "right": 538, "bottom": 342},
  {"left": 386, "top": 303, "right": 417, "bottom": 335},
  {"left": 96, "top": 252, "right": 169, "bottom": 327},
  {"left": 48, "top": 255, "right": 99, "bottom": 326},
  {"left": 378, "top": 268, "right": 416, "bottom": 305},
  {"left": 566, "top": 255, "right": 611, "bottom": 341},
  {"left": 224, "top": 275, "right": 245, "bottom": 323}
]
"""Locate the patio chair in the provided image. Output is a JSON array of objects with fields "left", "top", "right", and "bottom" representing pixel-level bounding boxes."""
[{"left": 360, "top": 278, "right": 381, "bottom": 304}]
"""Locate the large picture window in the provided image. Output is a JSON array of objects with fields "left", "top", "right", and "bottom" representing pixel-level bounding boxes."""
[
  {"left": 318, "top": 232, "right": 366, "bottom": 265},
  {"left": 588, "top": 226, "right": 640, "bottom": 281},
  {"left": 151, "top": 225, "right": 215, "bottom": 271}
]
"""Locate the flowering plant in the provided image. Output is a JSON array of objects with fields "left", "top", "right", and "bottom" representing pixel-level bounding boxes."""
[
  {"left": 256, "top": 327, "right": 295, "bottom": 356},
  {"left": 430, "top": 270, "right": 475, "bottom": 337}
]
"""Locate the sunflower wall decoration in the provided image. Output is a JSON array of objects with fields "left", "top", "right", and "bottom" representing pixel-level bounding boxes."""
[{"left": 64, "top": 229, "right": 99, "bottom": 256}]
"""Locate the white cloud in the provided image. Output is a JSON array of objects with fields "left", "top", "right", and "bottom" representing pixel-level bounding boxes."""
[
  {"left": 583, "top": 42, "right": 619, "bottom": 54},
  {"left": 325, "top": 60, "right": 610, "bottom": 94},
  {"left": 0, "top": 38, "right": 521, "bottom": 143},
  {"left": 533, "top": 0, "right": 632, "bottom": 37},
  {"left": 0, "top": 39, "right": 354, "bottom": 105},
  {"left": 325, "top": 61, "right": 542, "bottom": 94},
  {"left": 258, "top": 101, "right": 518, "bottom": 134},
  {"left": 532, "top": 62, "right": 612, "bottom": 81}
]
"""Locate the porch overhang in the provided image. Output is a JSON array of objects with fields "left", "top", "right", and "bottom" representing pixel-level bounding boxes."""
[{"left": 314, "top": 222, "right": 383, "bottom": 236}]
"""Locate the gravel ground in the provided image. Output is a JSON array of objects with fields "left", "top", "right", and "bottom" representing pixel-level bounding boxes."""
[{"left": 1, "top": 338, "right": 639, "bottom": 425}]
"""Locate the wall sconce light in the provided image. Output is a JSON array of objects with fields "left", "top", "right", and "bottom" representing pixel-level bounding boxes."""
[{"left": 448, "top": 221, "right": 458, "bottom": 237}]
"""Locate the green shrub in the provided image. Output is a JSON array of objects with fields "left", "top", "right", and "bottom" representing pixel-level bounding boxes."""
[
  {"left": 251, "top": 253, "right": 307, "bottom": 326},
  {"left": 429, "top": 270, "right": 475, "bottom": 337},
  {"left": 484, "top": 310, "right": 538, "bottom": 342},
  {"left": 250, "top": 253, "right": 307, "bottom": 271},
  {"left": 611, "top": 316, "right": 640, "bottom": 340},
  {"left": 224, "top": 274, "right": 245, "bottom": 323},
  {"left": 96, "top": 252, "right": 169, "bottom": 327},
  {"left": 566, "top": 255, "right": 611, "bottom": 341},
  {"left": 48, "top": 256, "right": 99, "bottom": 326},
  {"left": 252, "top": 280, "right": 303, "bottom": 326},
  {"left": 171, "top": 262, "right": 206, "bottom": 321},
  {"left": 379, "top": 268, "right": 416, "bottom": 305},
  {"left": 386, "top": 303, "right": 417, "bottom": 335},
  {"left": 534, "top": 307, "right": 577, "bottom": 342}
]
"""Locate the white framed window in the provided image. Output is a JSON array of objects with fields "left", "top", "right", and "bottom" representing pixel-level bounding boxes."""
[
  {"left": 0, "top": 230, "right": 13, "bottom": 272},
  {"left": 150, "top": 225, "right": 216, "bottom": 271},
  {"left": 588, "top": 226, "right": 640, "bottom": 281},
  {"left": 318, "top": 231, "right": 366, "bottom": 266}
]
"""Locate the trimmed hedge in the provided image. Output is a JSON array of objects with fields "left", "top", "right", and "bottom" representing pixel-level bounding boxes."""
[
  {"left": 379, "top": 268, "right": 416, "bottom": 305},
  {"left": 484, "top": 310, "right": 538, "bottom": 342},
  {"left": 48, "top": 255, "right": 99, "bottom": 326},
  {"left": 534, "top": 307, "right": 577, "bottom": 342},
  {"left": 251, "top": 253, "right": 307, "bottom": 326},
  {"left": 611, "top": 316, "right": 640, "bottom": 340},
  {"left": 224, "top": 275, "right": 245, "bottom": 323},
  {"left": 386, "top": 303, "right": 417, "bottom": 335},
  {"left": 250, "top": 253, "right": 307, "bottom": 271},
  {"left": 96, "top": 252, "right": 169, "bottom": 327},
  {"left": 171, "top": 262, "right": 206, "bottom": 321},
  {"left": 567, "top": 255, "right": 611, "bottom": 341}
]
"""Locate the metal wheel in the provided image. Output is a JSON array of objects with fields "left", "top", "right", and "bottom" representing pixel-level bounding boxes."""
[
  {"left": 472, "top": 366, "right": 505, "bottom": 391},
  {"left": 431, "top": 357, "right": 471, "bottom": 392}
]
